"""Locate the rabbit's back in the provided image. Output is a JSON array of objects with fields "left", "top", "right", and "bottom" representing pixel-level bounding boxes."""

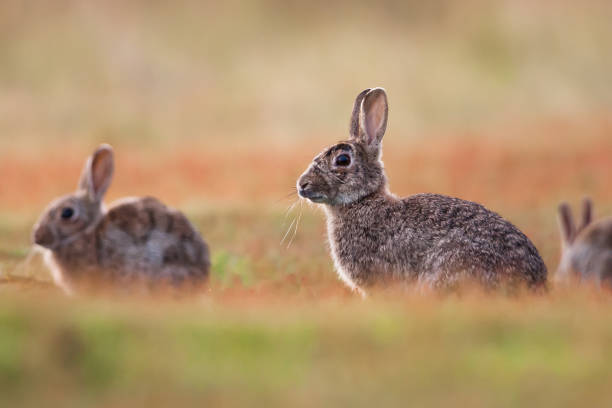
[
  {"left": 406, "top": 194, "right": 546, "bottom": 287},
  {"left": 329, "top": 193, "right": 546, "bottom": 289},
  {"left": 95, "top": 197, "right": 210, "bottom": 286}
]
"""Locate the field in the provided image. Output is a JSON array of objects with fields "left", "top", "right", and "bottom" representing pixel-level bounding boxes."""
[{"left": 1, "top": 1, "right": 612, "bottom": 407}]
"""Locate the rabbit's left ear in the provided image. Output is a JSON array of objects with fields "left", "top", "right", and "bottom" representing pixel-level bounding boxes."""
[
  {"left": 558, "top": 202, "right": 576, "bottom": 247},
  {"left": 78, "top": 144, "right": 114, "bottom": 203},
  {"left": 351, "top": 88, "right": 388, "bottom": 151}
]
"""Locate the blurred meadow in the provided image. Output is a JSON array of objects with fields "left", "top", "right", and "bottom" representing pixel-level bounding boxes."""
[{"left": 1, "top": 0, "right": 612, "bottom": 406}]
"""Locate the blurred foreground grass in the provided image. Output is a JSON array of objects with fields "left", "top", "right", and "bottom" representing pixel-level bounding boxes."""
[{"left": 1, "top": 290, "right": 612, "bottom": 408}]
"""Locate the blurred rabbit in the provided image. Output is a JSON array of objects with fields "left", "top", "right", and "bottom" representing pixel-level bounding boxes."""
[
  {"left": 32, "top": 144, "right": 210, "bottom": 294},
  {"left": 556, "top": 198, "right": 612, "bottom": 289},
  {"left": 297, "top": 88, "right": 547, "bottom": 294}
]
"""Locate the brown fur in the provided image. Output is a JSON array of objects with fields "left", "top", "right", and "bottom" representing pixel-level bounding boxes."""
[
  {"left": 297, "top": 88, "right": 547, "bottom": 294},
  {"left": 32, "top": 145, "right": 210, "bottom": 294}
]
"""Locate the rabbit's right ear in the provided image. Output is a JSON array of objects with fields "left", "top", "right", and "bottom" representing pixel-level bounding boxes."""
[
  {"left": 579, "top": 197, "right": 593, "bottom": 231},
  {"left": 77, "top": 144, "right": 115, "bottom": 203},
  {"left": 558, "top": 202, "right": 576, "bottom": 246}
]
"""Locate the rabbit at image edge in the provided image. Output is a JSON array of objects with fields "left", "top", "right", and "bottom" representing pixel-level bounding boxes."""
[
  {"left": 297, "top": 88, "right": 547, "bottom": 294},
  {"left": 32, "top": 144, "right": 210, "bottom": 294},
  {"left": 557, "top": 198, "right": 612, "bottom": 289}
]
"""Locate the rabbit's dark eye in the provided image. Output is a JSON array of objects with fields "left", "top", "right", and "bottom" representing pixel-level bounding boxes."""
[
  {"left": 61, "top": 207, "right": 74, "bottom": 220},
  {"left": 335, "top": 154, "right": 351, "bottom": 166}
]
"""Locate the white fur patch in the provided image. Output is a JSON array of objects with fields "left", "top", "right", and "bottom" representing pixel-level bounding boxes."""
[
  {"left": 43, "top": 250, "right": 74, "bottom": 295},
  {"left": 325, "top": 212, "right": 365, "bottom": 297}
]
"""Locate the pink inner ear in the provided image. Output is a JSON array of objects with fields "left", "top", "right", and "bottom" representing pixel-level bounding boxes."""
[
  {"left": 366, "top": 100, "right": 385, "bottom": 144},
  {"left": 91, "top": 150, "right": 112, "bottom": 194}
]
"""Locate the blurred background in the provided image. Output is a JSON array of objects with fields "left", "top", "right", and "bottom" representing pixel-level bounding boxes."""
[
  {"left": 1, "top": 1, "right": 612, "bottom": 406},
  {"left": 1, "top": 0, "right": 611, "bottom": 147}
]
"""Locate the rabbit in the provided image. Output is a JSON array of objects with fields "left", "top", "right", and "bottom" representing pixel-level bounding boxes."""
[
  {"left": 556, "top": 198, "right": 612, "bottom": 289},
  {"left": 32, "top": 144, "right": 210, "bottom": 294},
  {"left": 296, "top": 88, "right": 547, "bottom": 294}
]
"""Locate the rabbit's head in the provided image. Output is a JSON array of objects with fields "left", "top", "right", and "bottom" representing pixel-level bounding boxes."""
[
  {"left": 557, "top": 198, "right": 612, "bottom": 287},
  {"left": 32, "top": 145, "right": 114, "bottom": 250},
  {"left": 297, "top": 88, "right": 389, "bottom": 206}
]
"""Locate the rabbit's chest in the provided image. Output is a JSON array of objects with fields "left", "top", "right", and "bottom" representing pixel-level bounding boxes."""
[
  {"left": 329, "top": 212, "right": 402, "bottom": 254},
  {"left": 327, "top": 215, "right": 404, "bottom": 280}
]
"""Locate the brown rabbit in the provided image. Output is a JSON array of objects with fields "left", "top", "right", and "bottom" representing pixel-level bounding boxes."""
[
  {"left": 556, "top": 198, "right": 612, "bottom": 289},
  {"left": 32, "top": 144, "right": 210, "bottom": 294},
  {"left": 297, "top": 88, "right": 547, "bottom": 294}
]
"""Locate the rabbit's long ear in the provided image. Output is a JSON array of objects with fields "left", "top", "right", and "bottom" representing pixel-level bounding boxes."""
[
  {"left": 349, "top": 88, "right": 371, "bottom": 139},
  {"left": 579, "top": 197, "right": 593, "bottom": 231},
  {"left": 558, "top": 202, "right": 576, "bottom": 246},
  {"left": 78, "top": 144, "right": 114, "bottom": 203},
  {"left": 359, "top": 88, "right": 389, "bottom": 150}
]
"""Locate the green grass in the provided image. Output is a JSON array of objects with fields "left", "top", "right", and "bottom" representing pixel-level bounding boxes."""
[{"left": 1, "top": 293, "right": 612, "bottom": 408}]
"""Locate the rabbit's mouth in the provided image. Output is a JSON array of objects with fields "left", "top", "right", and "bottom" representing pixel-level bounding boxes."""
[
  {"left": 306, "top": 195, "right": 328, "bottom": 203},
  {"left": 298, "top": 189, "right": 328, "bottom": 204}
]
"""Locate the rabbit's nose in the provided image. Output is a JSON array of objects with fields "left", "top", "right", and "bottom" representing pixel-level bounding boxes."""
[{"left": 33, "top": 225, "right": 55, "bottom": 248}]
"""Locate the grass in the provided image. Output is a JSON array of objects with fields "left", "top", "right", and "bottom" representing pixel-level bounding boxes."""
[
  {"left": 1, "top": 292, "right": 612, "bottom": 408},
  {"left": 2, "top": 0, "right": 612, "bottom": 406}
]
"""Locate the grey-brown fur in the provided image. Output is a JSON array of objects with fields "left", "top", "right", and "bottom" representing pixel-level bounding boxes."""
[
  {"left": 32, "top": 144, "right": 210, "bottom": 294},
  {"left": 556, "top": 198, "right": 612, "bottom": 289},
  {"left": 297, "top": 88, "right": 547, "bottom": 293}
]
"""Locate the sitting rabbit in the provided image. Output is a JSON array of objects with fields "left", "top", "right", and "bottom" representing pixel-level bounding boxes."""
[
  {"left": 556, "top": 198, "right": 612, "bottom": 289},
  {"left": 297, "top": 88, "right": 546, "bottom": 294},
  {"left": 32, "top": 144, "right": 210, "bottom": 294}
]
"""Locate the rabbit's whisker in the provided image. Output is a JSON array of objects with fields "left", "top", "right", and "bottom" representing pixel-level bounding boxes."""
[
  {"left": 282, "top": 199, "right": 299, "bottom": 227},
  {"left": 286, "top": 200, "right": 303, "bottom": 249},
  {"left": 274, "top": 189, "right": 299, "bottom": 204},
  {"left": 12, "top": 245, "right": 45, "bottom": 278},
  {"left": 280, "top": 216, "right": 297, "bottom": 246}
]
